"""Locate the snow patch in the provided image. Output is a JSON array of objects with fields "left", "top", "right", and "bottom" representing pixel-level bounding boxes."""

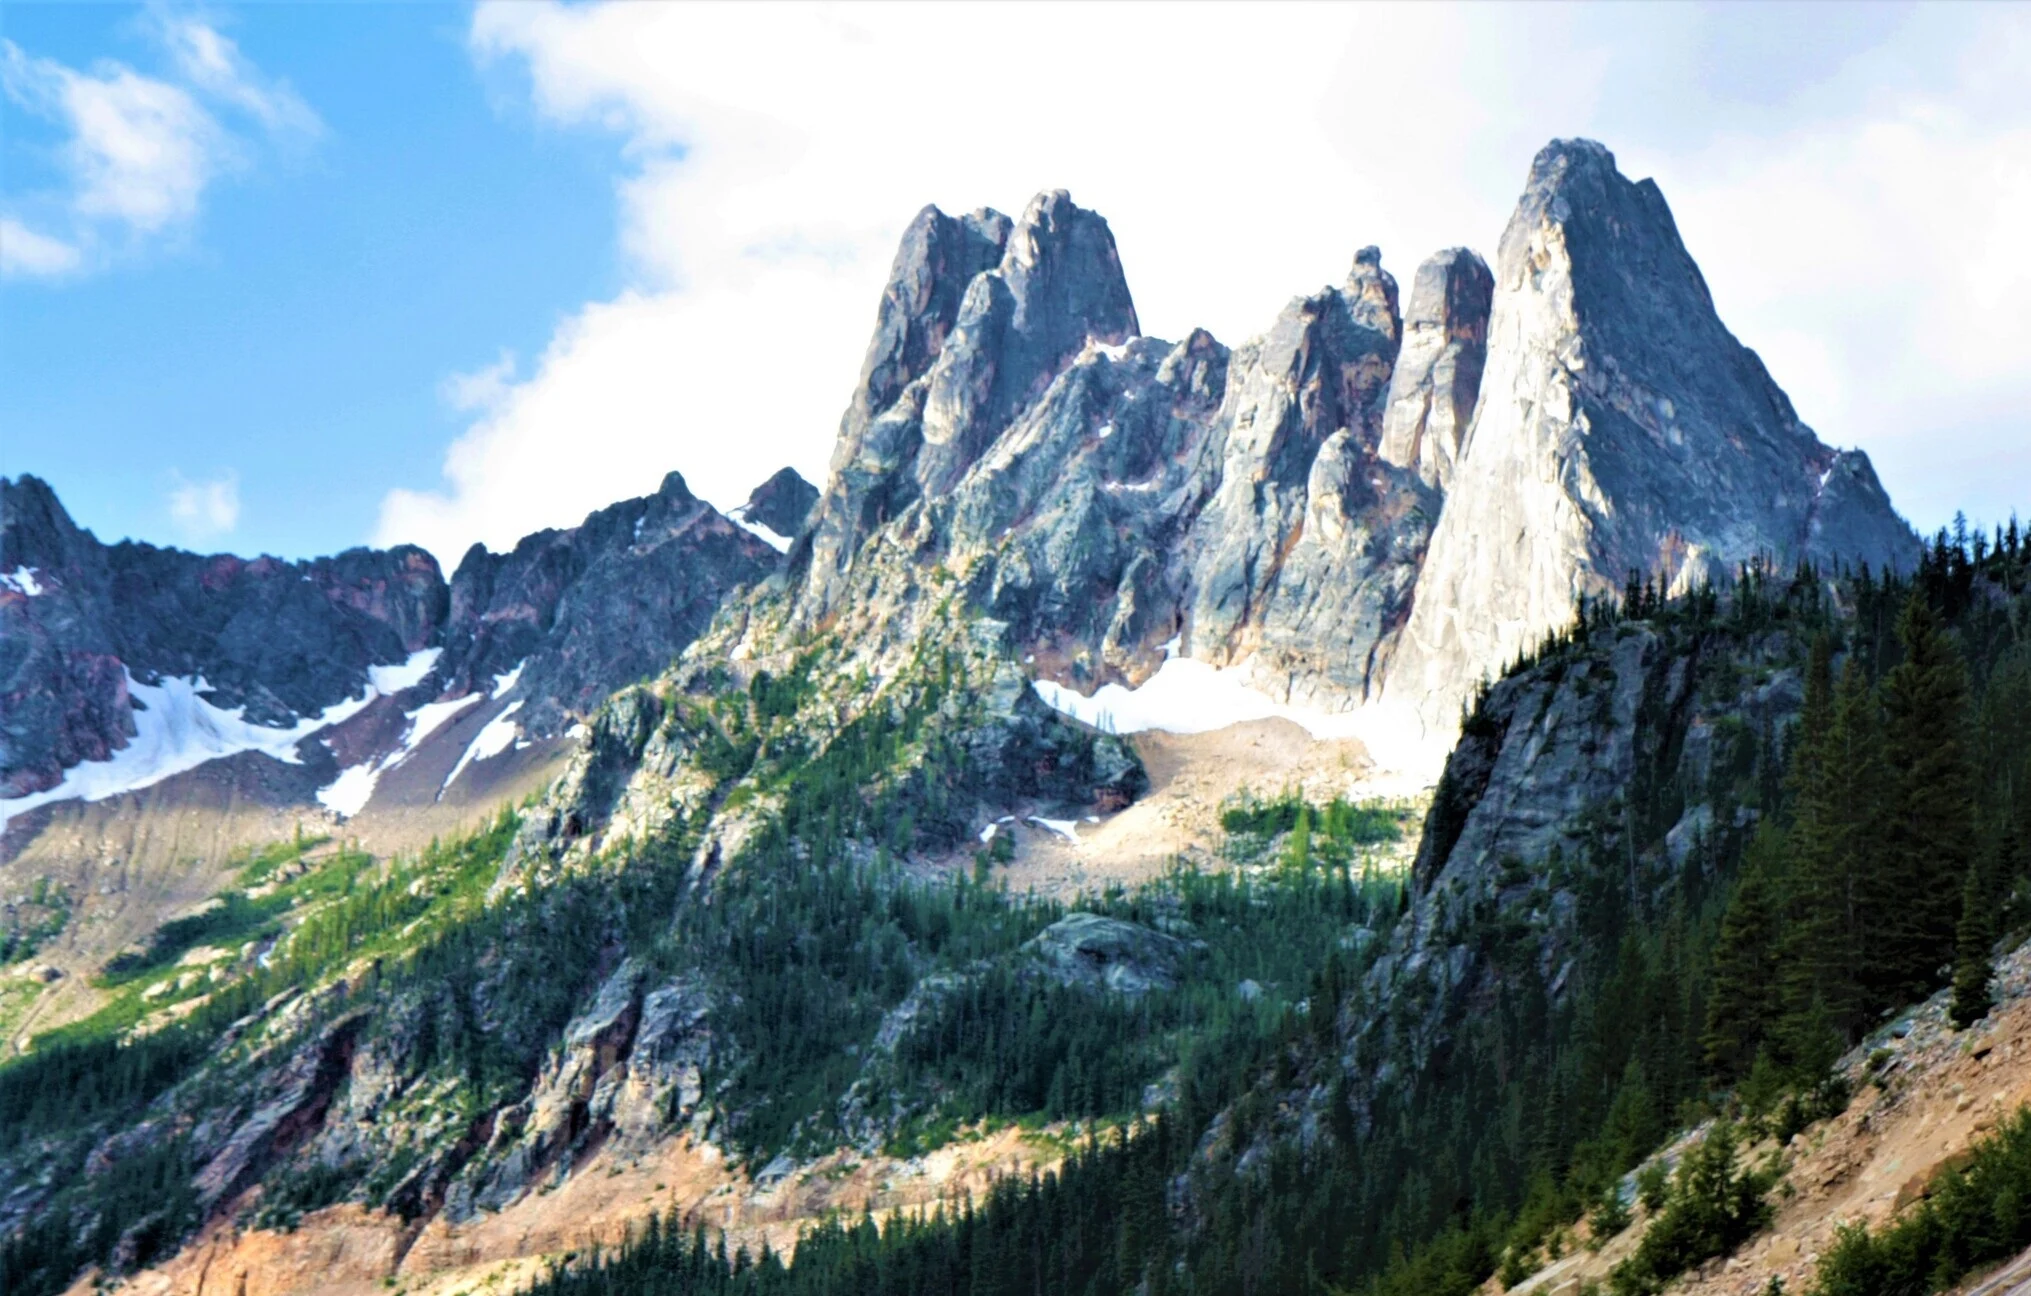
[
  {"left": 1083, "top": 338, "right": 1131, "bottom": 363},
  {"left": 2, "top": 566, "right": 46, "bottom": 596},
  {"left": 490, "top": 660, "right": 526, "bottom": 700},
  {"left": 1097, "top": 423, "right": 1115, "bottom": 440},
  {"left": 1029, "top": 654, "right": 1449, "bottom": 791},
  {"left": 1029, "top": 816, "right": 1082, "bottom": 844},
  {"left": 0, "top": 651, "right": 440, "bottom": 830},
  {"left": 368, "top": 647, "right": 441, "bottom": 695},
  {"left": 403, "top": 693, "right": 485, "bottom": 755},
  {"left": 444, "top": 701, "right": 523, "bottom": 792},
  {"left": 316, "top": 762, "right": 383, "bottom": 817},
  {"left": 315, "top": 687, "right": 488, "bottom": 819},
  {"left": 732, "top": 513, "right": 792, "bottom": 554}
]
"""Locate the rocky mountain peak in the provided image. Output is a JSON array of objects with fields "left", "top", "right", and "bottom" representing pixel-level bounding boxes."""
[
  {"left": 733, "top": 467, "right": 818, "bottom": 542},
  {"left": 917, "top": 189, "right": 1138, "bottom": 493},
  {"left": 1379, "top": 248, "right": 1493, "bottom": 491},
  {"left": 1389, "top": 138, "right": 1915, "bottom": 726}
]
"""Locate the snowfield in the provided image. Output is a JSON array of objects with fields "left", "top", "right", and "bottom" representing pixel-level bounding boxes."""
[
  {"left": 0, "top": 646, "right": 443, "bottom": 831},
  {"left": 1029, "top": 651, "right": 1449, "bottom": 793}
]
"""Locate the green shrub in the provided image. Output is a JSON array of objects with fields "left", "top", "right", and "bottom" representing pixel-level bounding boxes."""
[
  {"left": 1811, "top": 1106, "right": 2031, "bottom": 1296},
  {"left": 1611, "top": 1122, "right": 1769, "bottom": 1295}
]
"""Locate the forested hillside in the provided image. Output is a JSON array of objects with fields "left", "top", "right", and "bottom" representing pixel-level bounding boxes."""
[{"left": 503, "top": 523, "right": 2031, "bottom": 1296}]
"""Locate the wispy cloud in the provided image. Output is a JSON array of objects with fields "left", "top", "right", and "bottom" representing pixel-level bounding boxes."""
[
  {"left": 0, "top": 12, "right": 321, "bottom": 279},
  {"left": 0, "top": 217, "right": 82, "bottom": 277},
  {"left": 440, "top": 350, "right": 518, "bottom": 414},
  {"left": 149, "top": 8, "right": 320, "bottom": 143},
  {"left": 167, "top": 469, "right": 240, "bottom": 541}
]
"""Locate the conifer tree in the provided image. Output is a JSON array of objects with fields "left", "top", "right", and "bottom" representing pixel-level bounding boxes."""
[
  {"left": 1876, "top": 590, "right": 1976, "bottom": 1004},
  {"left": 1777, "top": 636, "right": 1857, "bottom": 1039},
  {"left": 1702, "top": 828, "right": 1787, "bottom": 1082},
  {"left": 1950, "top": 858, "right": 1996, "bottom": 1028}
]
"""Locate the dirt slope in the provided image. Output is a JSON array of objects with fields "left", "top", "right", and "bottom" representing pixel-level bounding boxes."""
[{"left": 1513, "top": 940, "right": 2031, "bottom": 1296}]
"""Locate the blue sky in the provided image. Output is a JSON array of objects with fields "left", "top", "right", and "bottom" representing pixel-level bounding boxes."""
[
  {"left": 5, "top": 3, "right": 2030, "bottom": 568},
  {"left": 2, "top": 3, "right": 624, "bottom": 558}
]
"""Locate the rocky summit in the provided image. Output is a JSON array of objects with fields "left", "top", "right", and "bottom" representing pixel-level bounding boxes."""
[
  {"left": 781, "top": 139, "right": 1913, "bottom": 749},
  {"left": 1, "top": 467, "right": 804, "bottom": 828}
]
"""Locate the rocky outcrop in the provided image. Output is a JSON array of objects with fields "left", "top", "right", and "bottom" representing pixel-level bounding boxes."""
[
  {"left": 2, "top": 474, "right": 446, "bottom": 798},
  {"left": 1378, "top": 248, "right": 1493, "bottom": 492},
  {"left": 1025, "top": 913, "right": 1194, "bottom": 995},
  {"left": 733, "top": 467, "right": 818, "bottom": 541},
  {"left": 1181, "top": 247, "right": 1432, "bottom": 705},
  {"left": 776, "top": 140, "right": 1914, "bottom": 753},
  {"left": 437, "top": 470, "right": 776, "bottom": 737},
  {"left": 1389, "top": 140, "right": 1916, "bottom": 724}
]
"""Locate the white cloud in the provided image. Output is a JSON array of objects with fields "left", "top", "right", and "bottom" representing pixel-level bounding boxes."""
[
  {"left": 377, "top": 1, "right": 2031, "bottom": 562},
  {"left": 440, "top": 350, "right": 519, "bottom": 413},
  {"left": 167, "top": 469, "right": 240, "bottom": 541},
  {"left": 0, "top": 15, "right": 321, "bottom": 274},
  {"left": 0, "top": 217, "right": 82, "bottom": 278},
  {"left": 150, "top": 8, "right": 321, "bottom": 142}
]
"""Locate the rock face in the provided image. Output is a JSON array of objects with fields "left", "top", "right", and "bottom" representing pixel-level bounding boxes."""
[
  {"left": 732, "top": 467, "right": 819, "bottom": 541},
  {"left": 3, "top": 468, "right": 782, "bottom": 819},
  {"left": 783, "top": 139, "right": 1915, "bottom": 749},
  {"left": 1378, "top": 248, "right": 1494, "bottom": 492},
  {"left": 437, "top": 470, "right": 777, "bottom": 737},
  {"left": 1389, "top": 140, "right": 1915, "bottom": 723},
  {"left": 1025, "top": 913, "right": 1193, "bottom": 995},
  {"left": 1, "top": 475, "right": 445, "bottom": 799}
]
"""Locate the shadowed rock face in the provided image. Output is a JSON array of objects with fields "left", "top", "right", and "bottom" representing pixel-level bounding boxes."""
[
  {"left": 437, "top": 470, "right": 778, "bottom": 737},
  {"left": 1, "top": 474, "right": 446, "bottom": 798},
  {"left": 1389, "top": 139, "right": 1916, "bottom": 723},
  {"left": 3, "top": 468, "right": 783, "bottom": 808},
  {"left": 733, "top": 467, "right": 818, "bottom": 540}
]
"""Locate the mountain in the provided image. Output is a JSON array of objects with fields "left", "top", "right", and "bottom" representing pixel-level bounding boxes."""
[
  {"left": 1389, "top": 140, "right": 1914, "bottom": 719},
  {"left": 787, "top": 140, "right": 1914, "bottom": 753},
  {"left": 0, "top": 138, "right": 1980, "bottom": 1296},
  {"left": 1, "top": 473, "right": 447, "bottom": 804},
  {"left": 0, "top": 470, "right": 798, "bottom": 842}
]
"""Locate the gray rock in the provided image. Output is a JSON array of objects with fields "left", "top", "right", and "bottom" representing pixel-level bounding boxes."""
[
  {"left": 1379, "top": 248, "right": 1493, "bottom": 491},
  {"left": 438, "top": 470, "right": 776, "bottom": 737},
  {"left": 734, "top": 467, "right": 819, "bottom": 540},
  {"left": 1025, "top": 912, "right": 1191, "bottom": 995},
  {"left": 1390, "top": 139, "right": 1918, "bottom": 726}
]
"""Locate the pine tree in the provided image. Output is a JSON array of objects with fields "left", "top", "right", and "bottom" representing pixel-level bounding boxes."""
[
  {"left": 1777, "top": 635, "right": 1859, "bottom": 1040},
  {"left": 1950, "top": 858, "right": 1996, "bottom": 1029},
  {"left": 1702, "top": 827, "right": 1788, "bottom": 1082},
  {"left": 1876, "top": 590, "right": 1976, "bottom": 1004}
]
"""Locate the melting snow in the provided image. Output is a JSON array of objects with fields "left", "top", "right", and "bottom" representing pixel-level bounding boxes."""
[
  {"left": 732, "top": 513, "right": 792, "bottom": 554},
  {"left": 316, "top": 762, "right": 383, "bottom": 817},
  {"left": 444, "top": 701, "right": 523, "bottom": 792},
  {"left": 369, "top": 647, "right": 441, "bottom": 695},
  {"left": 1029, "top": 816, "right": 1082, "bottom": 844},
  {"left": 0, "top": 651, "right": 442, "bottom": 830},
  {"left": 2, "top": 566, "right": 46, "bottom": 596},
  {"left": 1030, "top": 654, "right": 1450, "bottom": 791},
  {"left": 490, "top": 660, "right": 526, "bottom": 700}
]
